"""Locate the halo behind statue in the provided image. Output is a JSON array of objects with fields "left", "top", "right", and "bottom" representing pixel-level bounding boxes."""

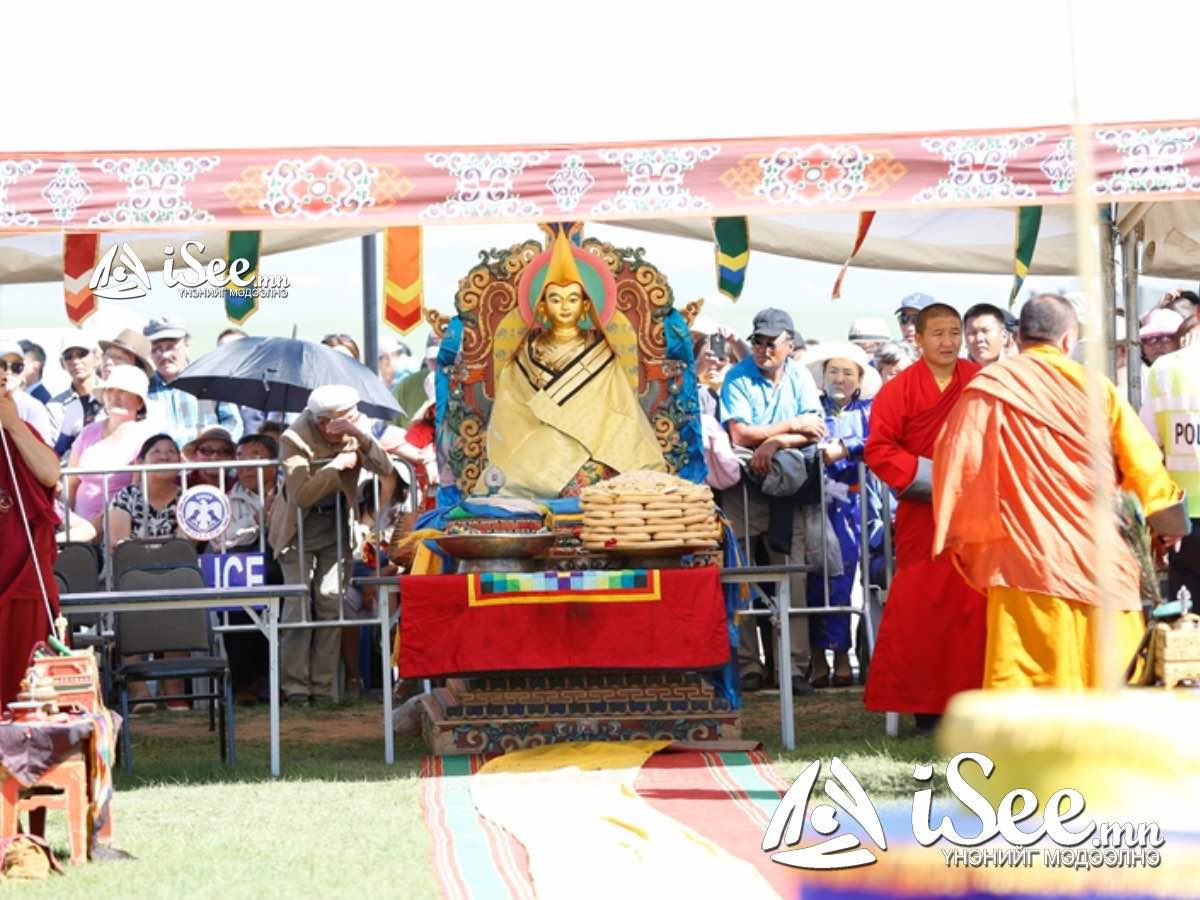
[{"left": 516, "top": 229, "right": 618, "bottom": 329}]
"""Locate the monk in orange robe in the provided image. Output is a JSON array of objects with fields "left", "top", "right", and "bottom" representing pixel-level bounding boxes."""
[
  {"left": 932, "top": 294, "right": 1188, "bottom": 689},
  {"left": 864, "top": 302, "right": 986, "bottom": 729}
]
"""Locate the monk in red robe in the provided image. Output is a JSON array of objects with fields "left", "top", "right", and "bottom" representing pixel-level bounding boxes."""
[
  {"left": 864, "top": 302, "right": 986, "bottom": 731},
  {"left": 0, "top": 380, "right": 61, "bottom": 707}
]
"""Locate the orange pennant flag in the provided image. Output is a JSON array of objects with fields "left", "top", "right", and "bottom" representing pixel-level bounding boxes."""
[
  {"left": 384, "top": 226, "right": 423, "bottom": 334},
  {"left": 831, "top": 211, "right": 876, "bottom": 300},
  {"left": 63, "top": 232, "right": 101, "bottom": 325}
]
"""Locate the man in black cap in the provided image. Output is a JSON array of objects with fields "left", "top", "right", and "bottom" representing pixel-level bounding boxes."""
[{"left": 720, "top": 308, "right": 826, "bottom": 696}]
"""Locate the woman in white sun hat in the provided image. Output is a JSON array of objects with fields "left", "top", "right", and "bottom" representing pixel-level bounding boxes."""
[
  {"left": 65, "top": 364, "right": 155, "bottom": 530},
  {"left": 803, "top": 341, "right": 884, "bottom": 688}
]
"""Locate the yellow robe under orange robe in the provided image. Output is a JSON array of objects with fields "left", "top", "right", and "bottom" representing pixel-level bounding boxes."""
[{"left": 931, "top": 344, "right": 1184, "bottom": 689}]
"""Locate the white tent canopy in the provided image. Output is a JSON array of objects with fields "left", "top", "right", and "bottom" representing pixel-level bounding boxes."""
[{"left": 616, "top": 202, "right": 1200, "bottom": 281}]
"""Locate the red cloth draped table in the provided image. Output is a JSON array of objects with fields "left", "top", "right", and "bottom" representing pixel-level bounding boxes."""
[
  {"left": 0, "top": 711, "right": 120, "bottom": 864},
  {"left": 398, "top": 566, "right": 729, "bottom": 677}
]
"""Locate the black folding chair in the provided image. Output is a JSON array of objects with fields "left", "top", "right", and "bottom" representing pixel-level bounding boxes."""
[
  {"left": 54, "top": 542, "right": 113, "bottom": 696},
  {"left": 113, "top": 566, "right": 235, "bottom": 772},
  {"left": 112, "top": 537, "right": 200, "bottom": 578}
]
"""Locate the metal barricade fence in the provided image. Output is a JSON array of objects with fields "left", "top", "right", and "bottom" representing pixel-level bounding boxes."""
[
  {"left": 725, "top": 458, "right": 893, "bottom": 749},
  {"left": 59, "top": 454, "right": 423, "bottom": 769},
  {"left": 62, "top": 455, "right": 422, "bottom": 592},
  {"left": 61, "top": 450, "right": 897, "bottom": 755}
]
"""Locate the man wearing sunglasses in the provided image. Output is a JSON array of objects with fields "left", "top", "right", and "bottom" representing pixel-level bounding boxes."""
[
  {"left": 720, "top": 308, "right": 826, "bottom": 696},
  {"left": 0, "top": 340, "right": 56, "bottom": 445},
  {"left": 895, "top": 292, "right": 935, "bottom": 347},
  {"left": 49, "top": 335, "right": 102, "bottom": 457}
]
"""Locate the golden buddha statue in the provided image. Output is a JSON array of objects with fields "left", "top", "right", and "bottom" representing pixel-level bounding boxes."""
[{"left": 486, "top": 230, "right": 668, "bottom": 498}]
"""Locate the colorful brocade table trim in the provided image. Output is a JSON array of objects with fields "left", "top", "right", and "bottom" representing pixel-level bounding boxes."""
[{"left": 468, "top": 569, "right": 661, "bottom": 606}]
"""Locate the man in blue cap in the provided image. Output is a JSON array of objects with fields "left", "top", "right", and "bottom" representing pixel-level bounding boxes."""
[
  {"left": 895, "top": 293, "right": 935, "bottom": 347},
  {"left": 721, "top": 307, "right": 826, "bottom": 696}
]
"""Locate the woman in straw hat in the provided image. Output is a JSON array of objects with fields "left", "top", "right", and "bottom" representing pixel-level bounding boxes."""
[
  {"left": 65, "top": 364, "right": 155, "bottom": 530},
  {"left": 804, "top": 342, "right": 883, "bottom": 687}
]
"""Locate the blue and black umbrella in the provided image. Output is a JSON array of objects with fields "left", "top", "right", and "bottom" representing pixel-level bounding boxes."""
[{"left": 172, "top": 337, "right": 402, "bottom": 420}]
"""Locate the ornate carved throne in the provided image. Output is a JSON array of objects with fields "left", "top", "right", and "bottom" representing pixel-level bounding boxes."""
[{"left": 430, "top": 229, "right": 705, "bottom": 504}]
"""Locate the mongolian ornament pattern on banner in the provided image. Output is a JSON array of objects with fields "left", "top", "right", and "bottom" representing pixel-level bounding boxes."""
[
  {"left": 89, "top": 156, "right": 220, "bottom": 226},
  {"left": 2, "top": 120, "right": 1200, "bottom": 231},
  {"left": 0, "top": 160, "right": 41, "bottom": 227},
  {"left": 913, "top": 134, "right": 1044, "bottom": 203},
  {"left": 41, "top": 163, "right": 91, "bottom": 223}
]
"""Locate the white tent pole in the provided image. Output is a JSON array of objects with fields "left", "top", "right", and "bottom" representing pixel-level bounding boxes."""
[{"left": 1068, "top": 0, "right": 1120, "bottom": 691}]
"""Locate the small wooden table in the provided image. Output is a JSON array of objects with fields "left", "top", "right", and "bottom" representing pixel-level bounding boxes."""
[{"left": 0, "top": 715, "right": 116, "bottom": 865}]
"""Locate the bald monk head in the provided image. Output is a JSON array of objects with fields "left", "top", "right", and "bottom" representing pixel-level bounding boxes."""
[{"left": 1019, "top": 293, "right": 1080, "bottom": 355}]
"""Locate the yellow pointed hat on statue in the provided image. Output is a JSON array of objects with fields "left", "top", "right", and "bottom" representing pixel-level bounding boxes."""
[
  {"left": 544, "top": 229, "right": 585, "bottom": 288},
  {"left": 517, "top": 223, "right": 619, "bottom": 329}
]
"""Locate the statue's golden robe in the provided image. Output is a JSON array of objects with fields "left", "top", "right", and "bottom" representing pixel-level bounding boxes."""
[{"left": 487, "top": 333, "right": 667, "bottom": 498}]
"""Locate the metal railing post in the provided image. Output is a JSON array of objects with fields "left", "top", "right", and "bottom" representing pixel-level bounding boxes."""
[
  {"left": 858, "top": 464, "right": 876, "bottom": 658},
  {"left": 777, "top": 570, "right": 795, "bottom": 751},
  {"left": 818, "top": 456, "right": 831, "bottom": 611}
]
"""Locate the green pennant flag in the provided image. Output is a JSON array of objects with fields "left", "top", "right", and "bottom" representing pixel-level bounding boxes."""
[
  {"left": 713, "top": 217, "right": 749, "bottom": 300},
  {"left": 1009, "top": 207, "right": 1042, "bottom": 305},
  {"left": 224, "top": 230, "right": 261, "bottom": 324}
]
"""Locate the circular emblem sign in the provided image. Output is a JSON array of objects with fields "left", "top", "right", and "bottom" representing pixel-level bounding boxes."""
[{"left": 177, "top": 485, "right": 232, "bottom": 542}]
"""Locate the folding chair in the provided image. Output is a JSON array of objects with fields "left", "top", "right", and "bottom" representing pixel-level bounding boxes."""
[
  {"left": 112, "top": 538, "right": 200, "bottom": 579},
  {"left": 54, "top": 542, "right": 102, "bottom": 593},
  {"left": 54, "top": 542, "right": 113, "bottom": 697},
  {"left": 113, "top": 566, "right": 235, "bottom": 772}
]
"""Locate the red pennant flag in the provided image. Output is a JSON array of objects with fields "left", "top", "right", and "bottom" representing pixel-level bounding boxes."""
[
  {"left": 384, "top": 226, "right": 423, "bottom": 334},
  {"left": 831, "top": 211, "right": 876, "bottom": 300},
  {"left": 63, "top": 233, "right": 101, "bottom": 325}
]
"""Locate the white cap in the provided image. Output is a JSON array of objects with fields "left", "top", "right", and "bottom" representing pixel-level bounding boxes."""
[
  {"left": 307, "top": 384, "right": 359, "bottom": 417},
  {"left": 97, "top": 364, "right": 150, "bottom": 408},
  {"left": 61, "top": 332, "right": 100, "bottom": 354},
  {"left": 379, "top": 339, "right": 410, "bottom": 357},
  {"left": 848, "top": 317, "right": 892, "bottom": 341},
  {"left": 0, "top": 339, "right": 22, "bottom": 360}
]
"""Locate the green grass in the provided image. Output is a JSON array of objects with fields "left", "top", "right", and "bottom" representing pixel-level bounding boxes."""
[{"left": 12, "top": 688, "right": 943, "bottom": 897}]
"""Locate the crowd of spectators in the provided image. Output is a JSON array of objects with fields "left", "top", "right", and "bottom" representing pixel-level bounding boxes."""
[
  {"left": 3, "top": 314, "right": 443, "bottom": 709},
  {"left": 7, "top": 280, "right": 1192, "bottom": 713}
]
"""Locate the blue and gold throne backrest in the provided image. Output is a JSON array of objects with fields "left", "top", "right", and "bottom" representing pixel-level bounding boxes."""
[{"left": 430, "top": 237, "right": 706, "bottom": 505}]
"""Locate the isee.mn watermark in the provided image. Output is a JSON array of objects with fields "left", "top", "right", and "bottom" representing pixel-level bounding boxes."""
[
  {"left": 89, "top": 240, "right": 289, "bottom": 301},
  {"left": 762, "top": 753, "right": 1164, "bottom": 872}
]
